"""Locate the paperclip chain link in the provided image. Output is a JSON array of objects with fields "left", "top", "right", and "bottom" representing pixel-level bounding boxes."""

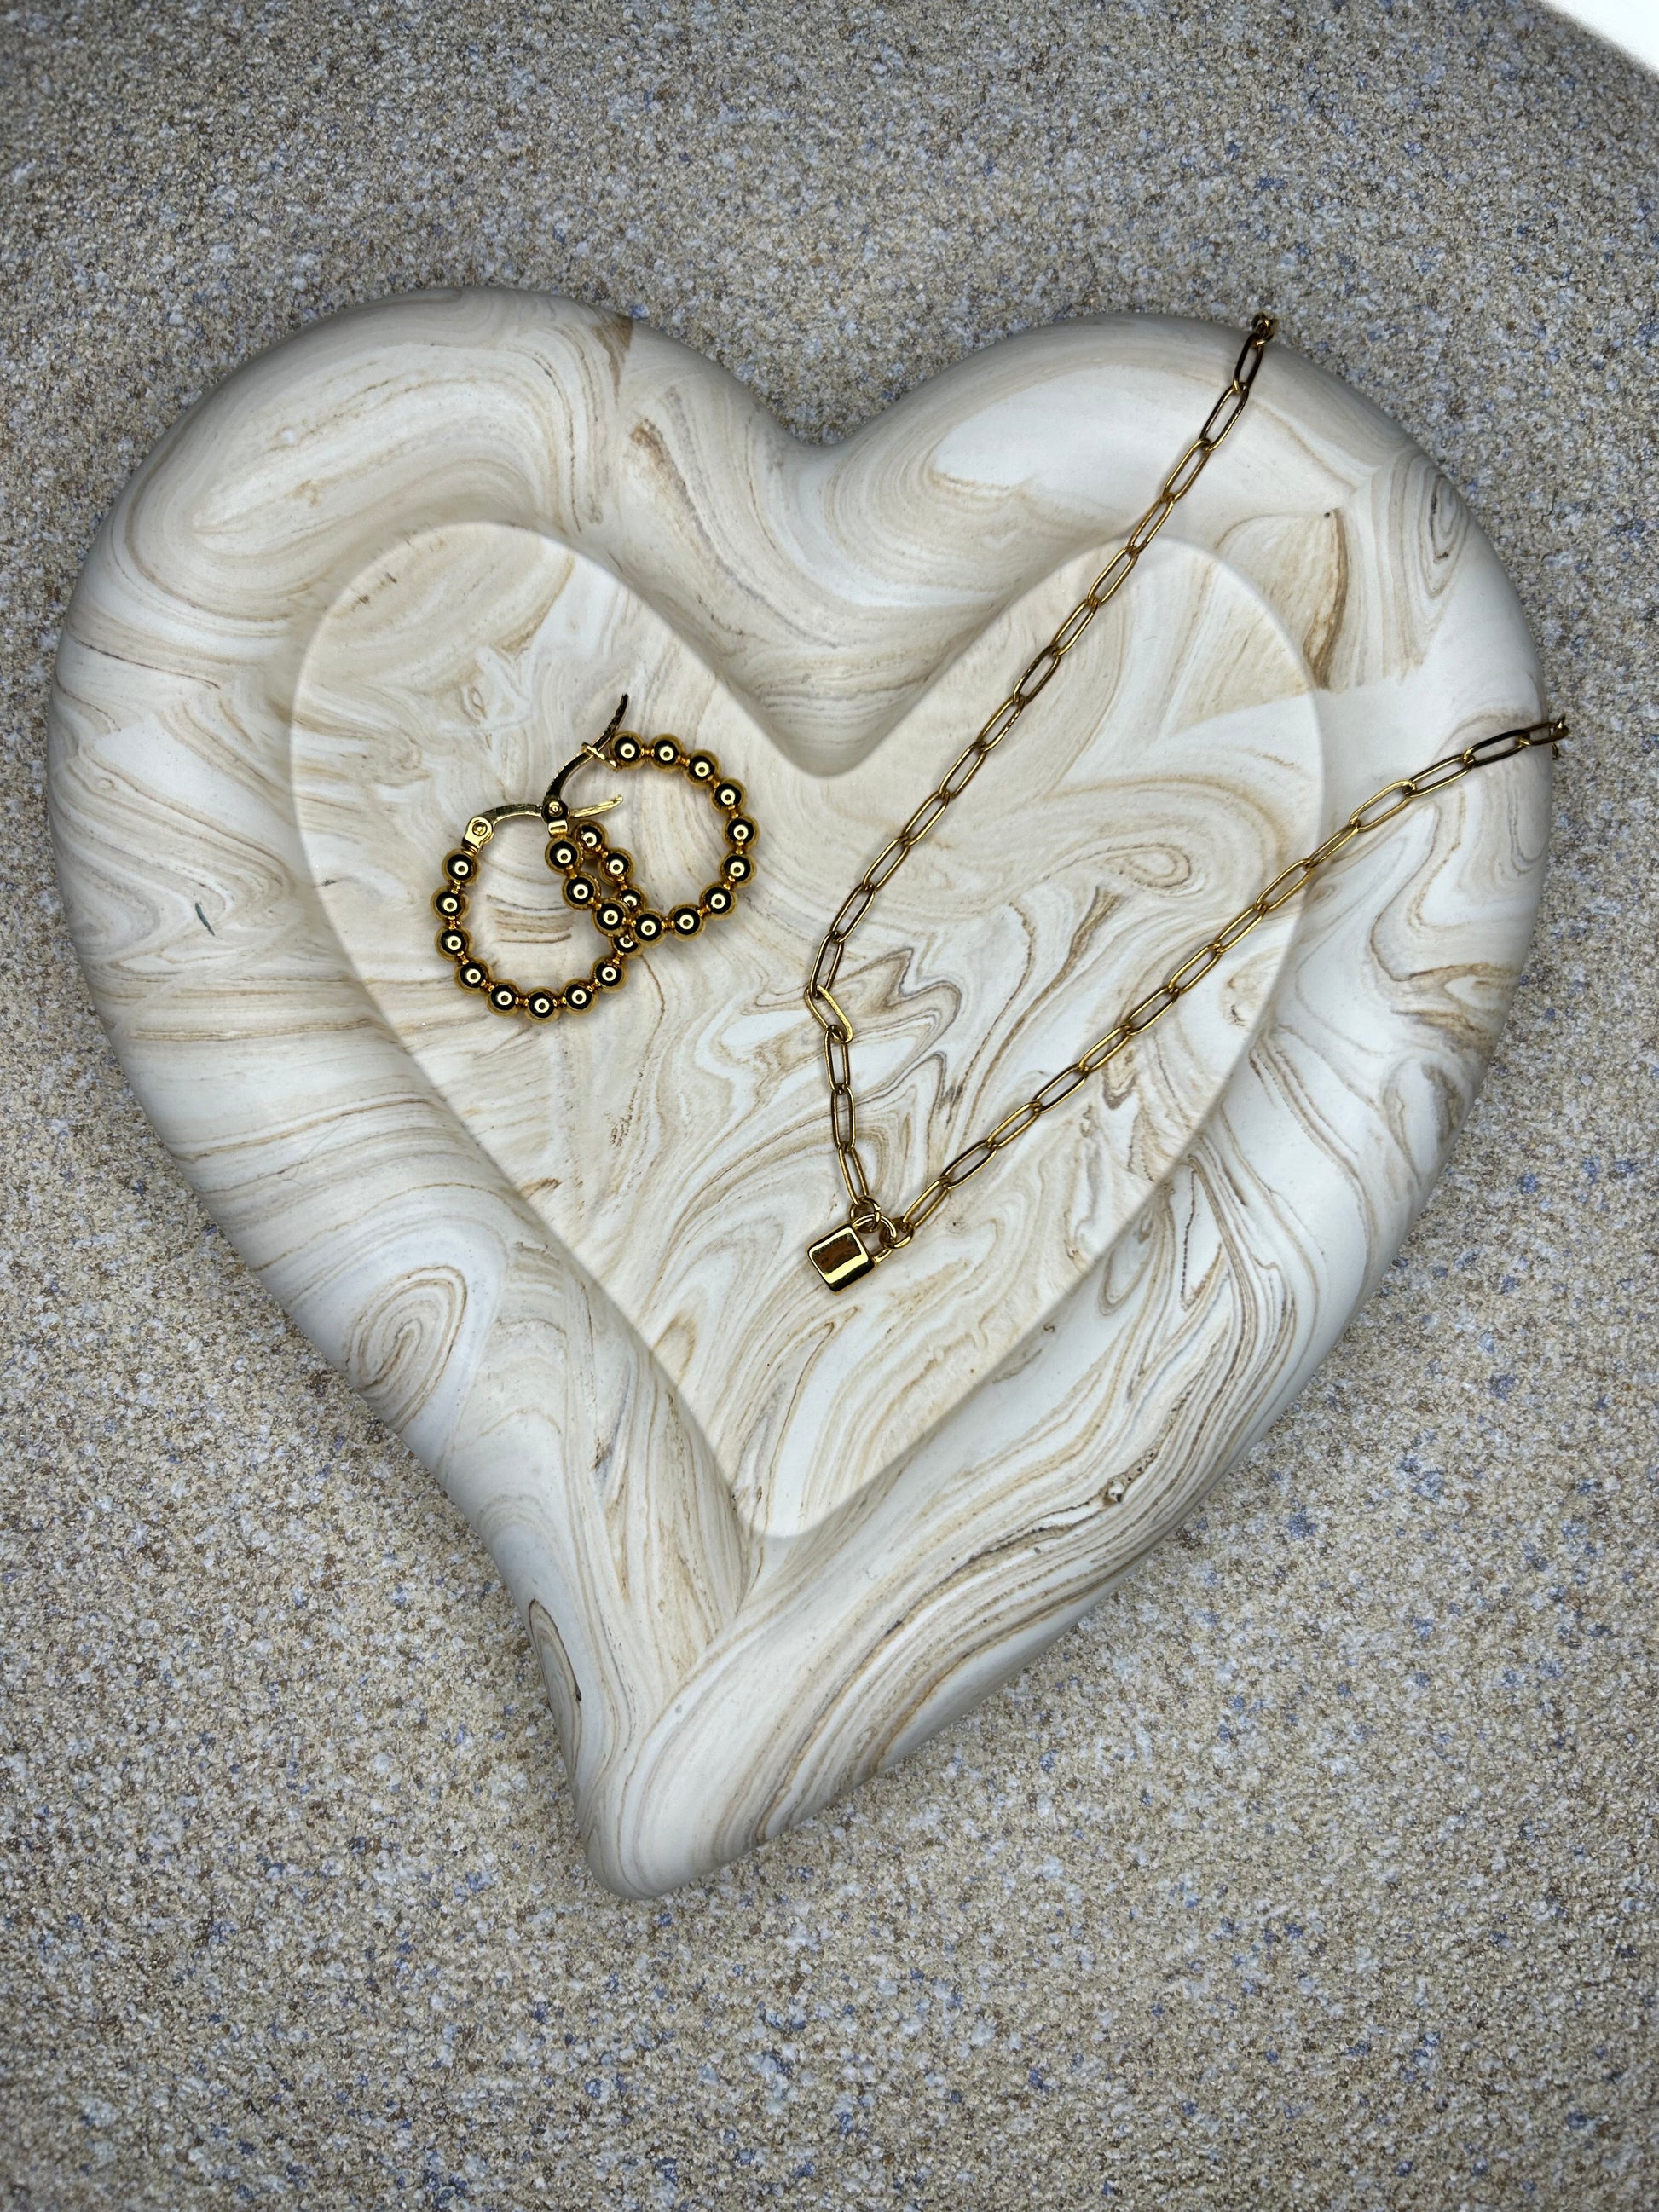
[
  {"left": 803, "top": 312, "right": 1566, "bottom": 1270},
  {"left": 887, "top": 719, "right": 1565, "bottom": 1247}
]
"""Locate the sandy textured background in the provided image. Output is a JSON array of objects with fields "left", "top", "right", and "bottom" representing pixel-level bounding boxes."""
[{"left": 2, "top": 3, "right": 1655, "bottom": 2205}]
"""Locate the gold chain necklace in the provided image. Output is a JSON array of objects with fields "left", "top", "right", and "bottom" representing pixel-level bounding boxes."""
[{"left": 803, "top": 316, "right": 1566, "bottom": 1291}]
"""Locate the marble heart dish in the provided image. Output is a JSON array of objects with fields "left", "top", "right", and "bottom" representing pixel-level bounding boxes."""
[{"left": 49, "top": 292, "right": 1550, "bottom": 1896}]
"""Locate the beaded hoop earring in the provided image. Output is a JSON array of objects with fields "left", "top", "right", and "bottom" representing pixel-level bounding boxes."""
[{"left": 430, "top": 697, "right": 759, "bottom": 1020}]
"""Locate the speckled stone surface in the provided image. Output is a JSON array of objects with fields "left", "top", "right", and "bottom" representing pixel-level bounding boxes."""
[{"left": 2, "top": 3, "right": 1655, "bottom": 2205}]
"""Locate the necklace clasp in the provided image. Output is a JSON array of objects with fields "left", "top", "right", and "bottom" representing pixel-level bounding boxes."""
[{"left": 807, "top": 1220, "right": 880, "bottom": 1291}]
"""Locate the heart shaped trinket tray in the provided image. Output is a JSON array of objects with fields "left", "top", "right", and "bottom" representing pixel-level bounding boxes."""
[{"left": 49, "top": 292, "right": 1550, "bottom": 1895}]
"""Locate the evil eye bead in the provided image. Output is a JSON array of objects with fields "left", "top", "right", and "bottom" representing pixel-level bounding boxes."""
[
  {"left": 547, "top": 838, "right": 581, "bottom": 871},
  {"left": 437, "top": 927, "right": 469, "bottom": 957},
  {"left": 714, "top": 780, "right": 743, "bottom": 811},
  {"left": 563, "top": 983, "right": 594, "bottom": 1012},
  {"left": 488, "top": 982, "right": 521, "bottom": 1014},
  {"left": 601, "top": 849, "right": 631, "bottom": 881},
  {"left": 614, "top": 734, "right": 643, "bottom": 764},
  {"left": 526, "top": 991, "right": 558, "bottom": 1021},
  {"left": 444, "top": 849, "right": 477, "bottom": 884},
  {"left": 433, "top": 887, "right": 466, "bottom": 919},
  {"left": 634, "top": 912, "right": 666, "bottom": 943},
  {"left": 594, "top": 958, "right": 625, "bottom": 990},
  {"left": 458, "top": 962, "right": 488, "bottom": 991},
  {"left": 577, "top": 823, "right": 604, "bottom": 852},
  {"left": 621, "top": 889, "right": 641, "bottom": 910},
  {"left": 728, "top": 816, "right": 756, "bottom": 848},
  {"left": 652, "top": 737, "right": 680, "bottom": 767},
  {"left": 671, "top": 904, "right": 702, "bottom": 937},
  {"left": 722, "top": 852, "right": 753, "bottom": 885},
  {"left": 688, "top": 753, "right": 717, "bottom": 783},
  {"left": 703, "top": 885, "right": 734, "bottom": 916},
  {"left": 564, "top": 875, "right": 596, "bottom": 909},
  {"left": 595, "top": 900, "right": 627, "bottom": 933}
]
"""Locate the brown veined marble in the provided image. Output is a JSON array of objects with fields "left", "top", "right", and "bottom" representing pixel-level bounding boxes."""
[{"left": 49, "top": 292, "right": 1549, "bottom": 1896}]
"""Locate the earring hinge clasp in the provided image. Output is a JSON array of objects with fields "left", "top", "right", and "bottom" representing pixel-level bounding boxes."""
[
  {"left": 465, "top": 792, "right": 621, "bottom": 846},
  {"left": 540, "top": 692, "right": 632, "bottom": 826}
]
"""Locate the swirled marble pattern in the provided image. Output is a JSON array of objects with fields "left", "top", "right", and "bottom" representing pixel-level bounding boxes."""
[{"left": 48, "top": 292, "right": 1548, "bottom": 1895}]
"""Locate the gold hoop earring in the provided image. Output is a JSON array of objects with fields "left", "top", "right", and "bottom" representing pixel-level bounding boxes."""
[{"left": 431, "top": 696, "right": 759, "bottom": 1020}]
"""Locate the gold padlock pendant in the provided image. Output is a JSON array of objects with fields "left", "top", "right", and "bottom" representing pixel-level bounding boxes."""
[{"left": 807, "top": 1222, "right": 877, "bottom": 1291}]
